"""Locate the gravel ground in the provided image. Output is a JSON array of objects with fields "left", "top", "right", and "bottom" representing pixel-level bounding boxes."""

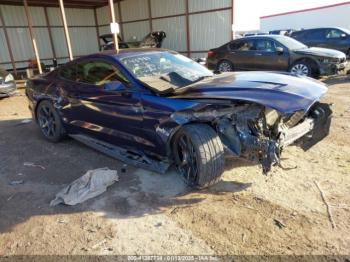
[{"left": 0, "top": 73, "right": 349, "bottom": 258}]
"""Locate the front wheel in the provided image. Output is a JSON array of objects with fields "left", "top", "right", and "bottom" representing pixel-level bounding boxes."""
[
  {"left": 36, "top": 100, "right": 66, "bottom": 142},
  {"left": 289, "top": 61, "right": 312, "bottom": 77},
  {"left": 173, "top": 124, "right": 225, "bottom": 189}
]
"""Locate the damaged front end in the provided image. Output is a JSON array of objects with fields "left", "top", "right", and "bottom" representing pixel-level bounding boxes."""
[{"left": 171, "top": 101, "right": 332, "bottom": 174}]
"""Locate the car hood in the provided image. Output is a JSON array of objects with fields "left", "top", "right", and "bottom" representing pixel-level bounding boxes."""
[
  {"left": 294, "top": 47, "right": 345, "bottom": 58},
  {"left": 173, "top": 72, "right": 328, "bottom": 114}
]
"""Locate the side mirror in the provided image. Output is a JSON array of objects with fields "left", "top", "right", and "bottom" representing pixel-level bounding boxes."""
[
  {"left": 103, "top": 81, "right": 126, "bottom": 91},
  {"left": 341, "top": 33, "right": 347, "bottom": 39},
  {"left": 276, "top": 46, "right": 284, "bottom": 54}
]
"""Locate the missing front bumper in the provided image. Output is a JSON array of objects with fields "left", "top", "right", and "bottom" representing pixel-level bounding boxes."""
[
  {"left": 219, "top": 102, "right": 332, "bottom": 174},
  {"left": 320, "top": 61, "right": 347, "bottom": 75},
  {"left": 296, "top": 103, "right": 332, "bottom": 151}
]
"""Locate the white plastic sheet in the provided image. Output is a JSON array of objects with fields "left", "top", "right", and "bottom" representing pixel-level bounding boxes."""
[{"left": 50, "top": 168, "right": 119, "bottom": 206}]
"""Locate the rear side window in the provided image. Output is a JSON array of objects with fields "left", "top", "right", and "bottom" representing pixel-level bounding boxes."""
[
  {"left": 76, "top": 61, "right": 129, "bottom": 86},
  {"left": 305, "top": 29, "right": 325, "bottom": 40},
  {"left": 59, "top": 65, "right": 76, "bottom": 81},
  {"left": 229, "top": 40, "right": 255, "bottom": 51}
]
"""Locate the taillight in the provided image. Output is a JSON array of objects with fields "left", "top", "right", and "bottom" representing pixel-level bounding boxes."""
[{"left": 207, "top": 50, "right": 215, "bottom": 59}]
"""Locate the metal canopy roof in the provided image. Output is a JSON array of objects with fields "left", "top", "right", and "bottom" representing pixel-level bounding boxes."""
[{"left": 0, "top": 0, "right": 122, "bottom": 8}]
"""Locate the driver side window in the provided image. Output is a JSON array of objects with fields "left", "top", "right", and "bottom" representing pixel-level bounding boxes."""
[
  {"left": 255, "top": 39, "right": 276, "bottom": 52},
  {"left": 59, "top": 65, "right": 76, "bottom": 81},
  {"left": 76, "top": 61, "right": 129, "bottom": 86}
]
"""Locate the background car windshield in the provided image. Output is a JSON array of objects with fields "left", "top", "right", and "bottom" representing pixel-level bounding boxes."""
[
  {"left": 120, "top": 52, "right": 213, "bottom": 88},
  {"left": 339, "top": 28, "right": 350, "bottom": 34},
  {"left": 276, "top": 36, "right": 307, "bottom": 50}
]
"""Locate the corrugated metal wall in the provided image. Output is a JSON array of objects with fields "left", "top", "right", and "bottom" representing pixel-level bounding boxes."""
[
  {"left": 0, "top": 0, "right": 234, "bottom": 72},
  {"left": 121, "top": 0, "right": 148, "bottom": 22},
  {"left": 153, "top": 16, "right": 187, "bottom": 52},
  {"left": 95, "top": 0, "right": 233, "bottom": 58},
  {"left": 189, "top": 10, "right": 231, "bottom": 55},
  {"left": 0, "top": 29, "right": 11, "bottom": 65},
  {"left": 189, "top": 0, "right": 231, "bottom": 12},
  {"left": 97, "top": 1, "right": 150, "bottom": 43},
  {"left": 123, "top": 21, "right": 150, "bottom": 42},
  {"left": 0, "top": 4, "right": 99, "bottom": 71},
  {"left": 151, "top": 0, "right": 185, "bottom": 17}
]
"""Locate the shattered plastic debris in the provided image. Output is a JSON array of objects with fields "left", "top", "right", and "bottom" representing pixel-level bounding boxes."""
[
  {"left": 50, "top": 168, "right": 119, "bottom": 206},
  {"left": 23, "top": 162, "right": 46, "bottom": 170}
]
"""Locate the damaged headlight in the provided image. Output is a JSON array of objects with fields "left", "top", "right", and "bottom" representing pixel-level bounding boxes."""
[
  {"left": 318, "top": 57, "right": 339, "bottom": 64},
  {"left": 264, "top": 108, "right": 280, "bottom": 127},
  {"left": 4, "top": 73, "right": 14, "bottom": 83}
]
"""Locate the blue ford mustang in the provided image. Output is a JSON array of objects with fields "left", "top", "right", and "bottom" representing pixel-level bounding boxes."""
[{"left": 26, "top": 49, "right": 332, "bottom": 188}]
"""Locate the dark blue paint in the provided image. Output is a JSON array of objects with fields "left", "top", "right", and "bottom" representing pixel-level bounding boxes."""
[
  {"left": 26, "top": 49, "right": 328, "bottom": 159},
  {"left": 174, "top": 71, "right": 328, "bottom": 113}
]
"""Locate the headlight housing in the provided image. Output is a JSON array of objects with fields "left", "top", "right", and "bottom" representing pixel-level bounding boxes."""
[
  {"left": 4, "top": 73, "right": 14, "bottom": 83},
  {"left": 318, "top": 57, "right": 339, "bottom": 64},
  {"left": 264, "top": 108, "right": 280, "bottom": 127}
]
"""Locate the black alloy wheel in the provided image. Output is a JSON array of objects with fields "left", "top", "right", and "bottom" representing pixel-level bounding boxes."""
[
  {"left": 37, "top": 100, "right": 65, "bottom": 142},
  {"left": 173, "top": 124, "right": 225, "bottom": 189}
]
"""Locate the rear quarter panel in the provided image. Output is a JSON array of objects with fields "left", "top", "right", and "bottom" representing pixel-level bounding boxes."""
[
  {"left": 26, "top": 75, "right": 59, "bottom": 121},
  {"left": 207, "top": 45, "right": 230, "bottom": 70}
]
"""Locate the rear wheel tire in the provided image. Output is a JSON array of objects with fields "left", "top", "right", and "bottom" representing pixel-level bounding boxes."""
[
  {"left": 173, "top": 124, "right": 225, "bottom": 189},
  {"left": 36, "top": 100, "right": 65, "bottom": 142},
  {"left": 217, "top": 60, "right": 234, "bottom": 72}
]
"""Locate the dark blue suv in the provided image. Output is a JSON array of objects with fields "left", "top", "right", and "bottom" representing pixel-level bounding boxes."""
[{"left": 291, "top": 27, "right": 350, "bottom": 57}]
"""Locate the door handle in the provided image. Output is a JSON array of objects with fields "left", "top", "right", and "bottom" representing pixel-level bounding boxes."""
[{"left": 255, "top": 53, "right": 263, "bottom": 56}]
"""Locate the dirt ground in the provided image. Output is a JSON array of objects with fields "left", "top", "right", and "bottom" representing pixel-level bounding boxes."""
[{"left": 0, "top": 73, "right": 350, "bottom": 259}]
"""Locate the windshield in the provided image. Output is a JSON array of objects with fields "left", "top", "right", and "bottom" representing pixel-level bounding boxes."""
[
  {"left": 276, "top": 36, "right": 307, "bottom": 50},
  {"left": 120, "top": 52, "right": 213, "bottom": 92},
  {"left": 340, "top": 28, "right": 350, "bottom": 35}
]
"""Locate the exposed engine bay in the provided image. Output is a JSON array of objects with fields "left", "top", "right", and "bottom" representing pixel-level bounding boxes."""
[{"left": 171, "top": 102, "right": 332, "bottom": 173}]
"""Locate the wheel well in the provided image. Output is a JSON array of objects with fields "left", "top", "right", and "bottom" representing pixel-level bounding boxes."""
[
  {"left": 167, "top": 122, "right": 216, "bottom": 157},
  {"left": 291, "top": 57, "right": 319, "bottom": 75},
  {"left": 34, "top": 99, "right": 51, "bottom": 121},
  {"left": 34, "top": 99, "right": 44, "bottom": 121},
  {"left": 217, "top": 59, "right": 234, "bottom": 70}
]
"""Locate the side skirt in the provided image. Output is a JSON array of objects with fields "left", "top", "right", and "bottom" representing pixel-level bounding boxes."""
[{"left": 70, "top": 134, "right": 170, "bottom": 174}]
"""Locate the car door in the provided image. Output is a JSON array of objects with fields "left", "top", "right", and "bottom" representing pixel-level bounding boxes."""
[
  {"left": 323, "top": 28, "right": 349, "bottom": 53},
  {"left": 226, "top": 39, "right": 257, "bottom": 70},
  {"left": 249, "top": 38, "right": 289, "bottom": 71},
  {"left": 305, "top": 29, "right": 327, "bottom": 47},
  {"left": 60, "top": 59, "right": 145, "bottom": 149}
]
